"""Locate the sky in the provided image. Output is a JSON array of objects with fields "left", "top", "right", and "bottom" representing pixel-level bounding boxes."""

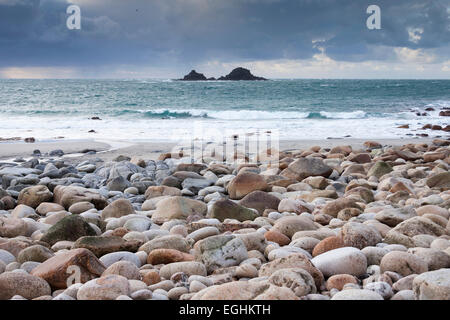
[{"left": 0, "top": 0, "right": 449, "bottom": 79}]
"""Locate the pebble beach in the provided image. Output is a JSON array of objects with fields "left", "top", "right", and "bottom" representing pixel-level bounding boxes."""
[{"left": 0, "top": 137, "right": 449, "bottom": 301}]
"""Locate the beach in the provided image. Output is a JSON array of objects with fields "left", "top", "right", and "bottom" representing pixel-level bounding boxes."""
[
  {"left": 0, "top": 134, "right": 449, "bottom": 300},
  {"left": 0, "top": 136, "right": 440, "bottom": 162},
  {"left": 1, "top": 0, "right": 450, "bottom": 307},
  {"left": 0, "top": 77, "right": 449, "bottom": 302}
]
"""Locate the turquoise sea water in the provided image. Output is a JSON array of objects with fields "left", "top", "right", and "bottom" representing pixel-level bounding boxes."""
[{"left": 0, "top": 79, "right": 448, "bottom": 141}]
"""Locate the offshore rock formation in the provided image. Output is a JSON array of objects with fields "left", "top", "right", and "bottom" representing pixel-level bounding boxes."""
[{"left": 180, "top": 67, "right": 266, "bottom": 81}]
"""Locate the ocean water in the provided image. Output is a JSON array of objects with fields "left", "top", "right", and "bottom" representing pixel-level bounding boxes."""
[{"left": 0, "top": 79, "right": 448, "bottom": 142}]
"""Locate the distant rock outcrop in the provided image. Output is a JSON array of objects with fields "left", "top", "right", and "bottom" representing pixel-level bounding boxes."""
[
  {"left": 218, "top": 67, "right": 267, "bottom": 81},
  {"left": 179, "top": 67, "right": 266, "bottom": 81},
  {"left": 181, "top": 70, "right": 207, "bottom": 81}
]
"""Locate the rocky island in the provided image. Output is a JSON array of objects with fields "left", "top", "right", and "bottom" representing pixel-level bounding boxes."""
[
  {"left": 180, "top": 67, "right": 267, "bottom": 81},
  {"left": 181, "top": 70, "right": 208, "bottom": 81}
]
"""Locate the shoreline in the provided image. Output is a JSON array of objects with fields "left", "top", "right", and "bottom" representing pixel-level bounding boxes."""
[{"left": 0, "top": 136, "right": 442, "bottom": 162}]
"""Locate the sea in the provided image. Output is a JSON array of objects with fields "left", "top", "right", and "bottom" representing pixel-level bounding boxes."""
[{"left": 0, "top": 79, "right": 449, "bottom": 143}]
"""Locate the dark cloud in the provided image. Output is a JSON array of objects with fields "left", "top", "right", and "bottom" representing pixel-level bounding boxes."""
[{"left": 0, "top": 0, "right": 448, "bottom": 69}]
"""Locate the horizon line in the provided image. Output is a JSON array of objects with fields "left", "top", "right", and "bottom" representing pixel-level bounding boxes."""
[{"left": 1, "top": 77, "right": 449, "bottom": 81}]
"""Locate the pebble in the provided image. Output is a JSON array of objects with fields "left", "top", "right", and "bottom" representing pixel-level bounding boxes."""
[
  {"left": 102, "top": 261, "right": 141, "bottom": 280},
  {"left": 0, "top": 140, "right": 448, "bottom": 300},
  {"left": 311, "top": 247, "right": 367, "bottom": 277},
  {"left": 130, "top": 289, "right": 152, "bottom": 300},
  {"left": 326, "top": 274, "right": 358, "bottom": 291},
  {"left": 99, "top": 251, "right": 142, "bottom": 268},
  {"left": 380, "top": 251, "right": 428, "bottom": 276},
  {"left": 0, "top": 249, "right": 16, "bottom": 265},
  {"left": 364, "top": 281, "right": 394, "bottom": 299},
  {"left": 268, "top": 268, "right": 316, "bottom": 297},
  {"left": 0, "top": 271, "right": 51, "bottom": 300},
  {"left": 413, "top": 269, "right": 450, "bottom": 300},
  {"left": 331, "top": 289, "right": 383, "bottom": 300}
]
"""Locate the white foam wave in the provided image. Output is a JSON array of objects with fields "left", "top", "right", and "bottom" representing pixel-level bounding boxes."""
[
  {"left": 135, "top": 108, "right": 369, "bottom": 120},
  {"left": 319, "top": 110, "right": 367, "bottom": 119}
]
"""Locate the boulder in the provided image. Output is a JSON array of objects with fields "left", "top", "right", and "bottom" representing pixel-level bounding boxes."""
[
  {"left": 159, "top": 261, "right": 207, "bottom": 279},
  {"left": 280, "top": 158, "right": 332, "bottom": 181},
  {"left": 11, "top": 204, "right": 36, "bottom": 219},
  {"left": 31, "top": 248, "right": 106, "bottom": 289},
  {"left": 17, "top": 185, "right": 53, "bottom": 209},
  {"left": 36, "top": 202, "right": 65, "bottom": 215},
  {"left": 53, "top": 185, "right": 108, "bottom": 210},
  {"left": 144, "top": 186, "right": 181, "bottom": 199},
  {"left": 102, "top": 261, "right": 141, "bottom": 280},
  {"left": 194, "top": 235, "right": 248, "bottom": 273},
  {"left": 40, "top": 215, "right": 97, "bottom": 246},
  {"left": 0, "top": 272, "right": 51, "bottom": 300},
  {"left": 182, "top": 178, "right": 212, "bottom": 193},
  {"left": 367, "top": 161, "right": 393, "bottom": 178},
  {"left": 272, "top": 216, "right": 318, "bottom": 238},
  {"left": 68, "top": 202, "right": 95, "bottom": 214},
  {"left": 361, "top": 246, "right": 389, "bottom": 265},
  {"left": 99, "top": 252, "right": 142, "bottom": 268},
  {"left": 147, "top": 248, "right": 194, "bottom": 265},
  {"left": 311, "top": 247, "right": 367, "bottom": 277},
  {"left": 375, "top": 207, "right": 417, "bottom": 227},
  {"left": 191, "top": 281, "right": 271, "bottom": 300},
  {"left": 73, "top": 236, "right": 140, "bottom": 257},
  {"left": 407, "top": 248, "right": 450, "bottom": 270},
  {"left": 413, "top": 269, "right": 450, "bottom": 300},
  {"left": 322, "top": 198, "right": 362, "bottom": 218},
  {"left": 259, "top": 253, "right": 324, "bottom": 288},
  {"left": 416, "top": 205, "right": 449, "bottom": 219},
  {"left": 264, "top": 230, "right": 291, "bottom": 246},
  {"left": 331, "top": 289, "right": 383, "bottom": 300},
  {"left": 235, "top": 231, "right": 267, "bottom": 252},
  {"left": 426, "top": 172, "right": 450, "bottom": 190},
  {"left": 101, "top": 199, "right": 135, "bottom": 219},
  {"left": 278, "top": 199, "right": 313, "bottom": 214},
  {"left": 340, "top": 222, "right": 382, "bottom": 249},
  {"left": 348, "top": 153, "right": 372, "bottom": 164},
  {"left": 390, "top": 216, "right": 448, "bottom": 238},
  {"left": 227, "top": 172, "right": 268, "bottom": 200},
  {"left": 312, "top": 236, "right": 344, "bottom": 257},
  {"left": 208, "top": 198, "right": 259, "bottom": 222},
  {"left": 239, "top": 191, "right": 280, "bottom": 214},
  {"left": 0, "top": 238, "right": 32, "bottom": 257},
  {"left": 0, "top": 249, "right": 15, "bottom": 265},
  {"left": 77, "top": 275, "right": 130, "bottom": 300},
  {"left": 151, "top": 196, "right": 207, "bottom": 224},
  {"left": 380, "top": 251, "right": 428, "bottom": 277},
  {"left": 326, "top": 274, "right": 358, "bottom": 291},
  {"left": 17, "top": 245, "right": 54, "bottom": 263},
  {"left": 139, "top": 235, "right": 190, "bottom": 254},
  {"left": 0, "top": 217, "right": 28, "bottom": 238},
  {"left": 268, "top": 267, "right": 316, "bottom": 297},
  {"left": 106, "top": 176, "right": 131, "bottom": 192}
]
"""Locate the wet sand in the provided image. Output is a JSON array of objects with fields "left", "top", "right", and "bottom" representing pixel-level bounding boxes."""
[{"left": 0, "top": 137, "right": 438, "bottom": 163}]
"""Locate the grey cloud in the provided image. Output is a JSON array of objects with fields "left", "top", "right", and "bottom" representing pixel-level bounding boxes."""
[{"left": 0, "top": 0, "right": 448, "bottom": 69}]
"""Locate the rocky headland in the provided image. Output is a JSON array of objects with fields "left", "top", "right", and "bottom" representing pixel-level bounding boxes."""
[{"left": 0, "top": 138, "right": 449, "bottom": 300}]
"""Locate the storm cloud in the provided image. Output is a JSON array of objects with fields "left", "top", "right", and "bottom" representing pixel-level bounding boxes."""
[{"left": 0, "top": 0, "right": 449, "bottom": 78}]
